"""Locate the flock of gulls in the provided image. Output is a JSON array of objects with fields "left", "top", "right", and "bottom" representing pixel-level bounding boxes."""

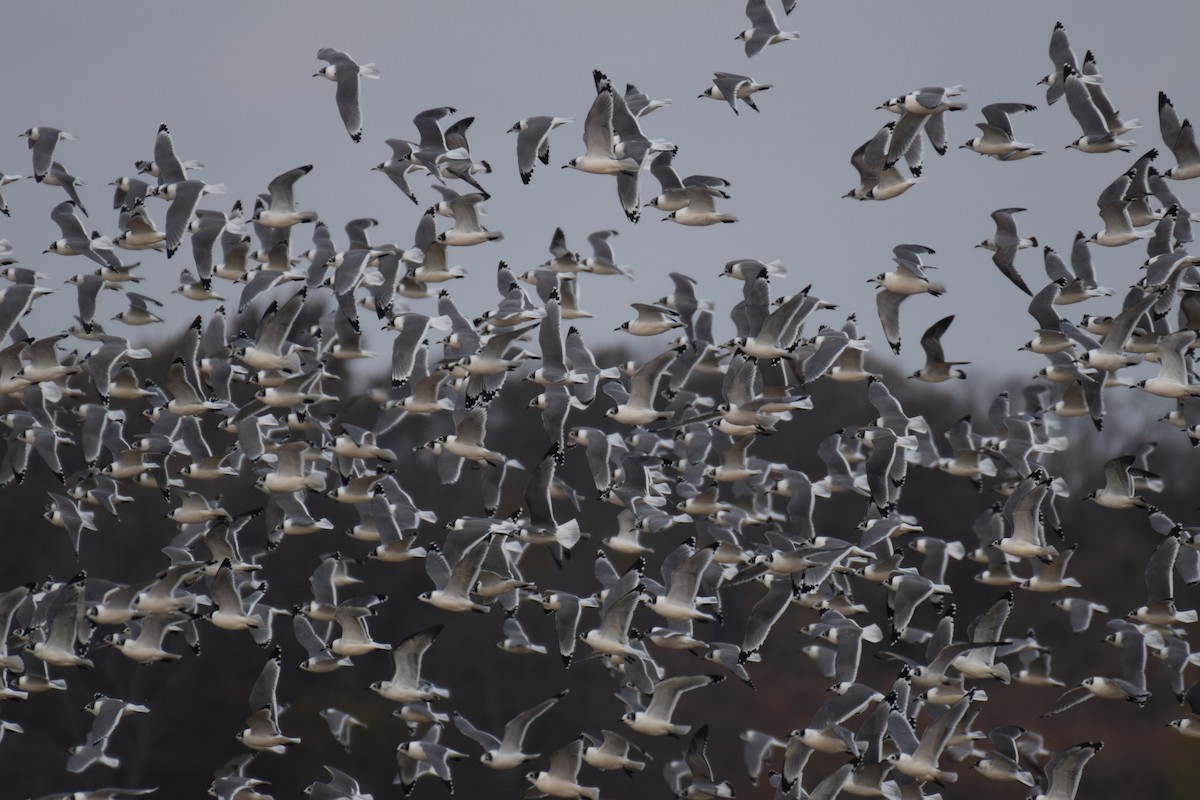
[{"left": 1, "top": 4, "right": 1200, "bottom": 800}]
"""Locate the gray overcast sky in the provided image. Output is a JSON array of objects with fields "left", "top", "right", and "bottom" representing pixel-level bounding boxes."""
[{"left": 4, "top": 0, "right": 1199, "bottom": 388}]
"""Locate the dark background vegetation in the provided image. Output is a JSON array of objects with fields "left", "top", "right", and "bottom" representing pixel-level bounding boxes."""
[{"left": 1, "top": 336, "right": 1198, "bottom": 800}]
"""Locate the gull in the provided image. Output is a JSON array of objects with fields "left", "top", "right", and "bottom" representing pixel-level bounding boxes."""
[
  {"left": 372, "top": 140, "right": 420, "bottom": 204},
  {"left": 541, "top": 228, "right": 584, "bottom": 274},
  {"left": 995, "top": 475, "right": 1058, "bottom": 561},
  {"left": 1169, "top": 681, "right": 1200, "bottom": 737},
  {"left": 395, "top": 725, "right": 468, "bottom": 794},
  {"left": 1084, "top": 455, "right": 1151, "bottom": 510},
  {"left": 620, "top": 674, "right": 723, "bottom": 736},
  {"left": 977, "top": 208, "right": 1036, "bottom": 295},
  {"left": 738, "top": 0, "right": 800, "bottom": 58},
  {"left": 871, "top": 244, "right": 943, "bottom": 354},
  {"left": 1128, "top": 534, "right": 1197, "bottom": 625},
  {"left": 647, "top": 542, "right": 719, "bottom": 621},
  {"left": 136, "top": 123, "right": 203, "bottom": 185},
  {"left": 43, "top": 160, "right": 88, "bottom": 213},
  {"left": 605, "top": 345, "right": 684, "bottom": 426},
  {"left": 844, "top": 122, "right": 921, "bottom": 201},
  {"left": 565, "top": 85, "right": 637, "bottom": 175},
  {"left": 971, "top": 726, "right": 1036, "bottom": 786},
  {"left": 418, "top": 537, "right": 491, "bottom": 613},
  {"left": 1159, "top": 92, "right": 1200, "bottom": 180},
  {"left": 419, "top": 405, "right": 514, "bottom": 471},
  {"left": 582, "top": 586, "right": 642, "bottom": 658},
  {"left": 1074, "top": 288, "right": 1161, "bottom": 372},
  {"left": 238, "top": 648, "right": 301, "bottom": 753},
  {"left": 525, "top": 739, "right": 598, "bottom": 800},
  {"left": 19, "top": 126, "right": 75, "bottom": 182},
  {"left": 1038, "top": 21, "right": 1091, "bottom": 105},
  {"left": 1081, "top": 51, "right": 1140, "bottom": 136},
  {"left": 1063, "top": 65, "right": 1134, "bottom": 152},
  {"left": 1021, "top": 544, "right": 1082, "bottom": 593},
  {"left": 28, "top": 578, "right": 93, "bottom": 668},
  {"left": 910, "top": 315, "right": 968, "bottom": 381},
  {"left": 886, "top": 691, "right": 975, "bottom": 784},
  {"left": 1054, "top": 597, "right": 1109, "bottom": 633},
  {"left": 1043, "top": 233, "right": 1113, "bottom": 304},
  {"left": 582, "top": 729, "right": 649, "bottom": 774},
  {"left": 1137, "top": 330, "right": 1200, "bottom": 398},
  {"left": 147, "top": 179, "right": 227, "bottom": 256},
  {"left": 1042, "top": 620, "right": 1149, "bottom": 716},
  {"left": 370, "top": 624, "right": 447, "bottom": 702},
  {"left": 580, "top": 229, "right": 633, "bottom": 277},
  {"left": 877, "top": 84, "right": 966, "bottom": 158},
  {"left": 663, "top": 186, "right": 738, "bottom": 226},
  {"left": 1088, "top": 169, "right": 1152, "bottom": 246},
  {"left": 454, "top": 690, "right": 567, "bottom": 769},
  {"left": 235, "top": 287, "right": 307, "bottom": 373},
  {"left": 44, "top": 492, "right": 98, "bottom": 554},
  {"left": 625, "top": 83, "right": 670, "bottom": 117},
  {"left": 1030, "top": 741, "right": 1103, "bottom": 800},
  {"left": 435, "top": 193, "right": 503, "bottom": 246},
  {"left": 104, "top": 611, "right": 190, "bottom": 664},
  {"left": 498, "top": 616, "right": 547, "bottom": 655},
  {"left": 307, "top": 765, "right": 371, "bottom": 798},
  {"left": 0, "top": 173, "right": 20, "bottom": 216},
  {"left": 113, "top": 292, "right": 165, "bottom": 326},
  {"left": 330, "top": 604, "right": 391, "bottom": 657},
  {"left": 670, "top": 724, "right": 735, "bottom": 800},
  {"left": 961, "top": 102, "right": 1042, "bottom": 159},
  {"left": 205, "top": 559, "right": 261, "bottom": 631},
  {"left": 738, "top": 730, "right": 785, "bottom": 786},
  {"left": 508, "top": 116, "right": 572, "bottom": 184},
  {"left": 44, "top": 200, "right": 112, "bottom": 268},
  {"left": 699, "top": 72, "right": 772, "bottom": 115},
  {"left": 79, "top": 695, "right": 150, "bottom": 749},
  {"left": 617, "top": 303, "right": 682, "bottom": 336},
  {"left": 1013, "top": 647, "right": 1066, "bottom": 688},
  {"left": 314, "top": 48, "right": 379, "bottom": 143},
  {"left": 294, "top": 614, "right": 352, "bottom": 673},
  {"left": 644, "top": 150, "right": 731, "bottom": 214},
  {"left": 250, "top": 165, "right": 317, "bottom": 228}
]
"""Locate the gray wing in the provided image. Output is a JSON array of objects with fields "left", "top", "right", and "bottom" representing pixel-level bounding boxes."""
[
  {"left": 918, "top": 315, "right": 953, "bottom": 363},
  {"left": 267, "top": 164, "right": 313, "bottom": 211},
  {"left": 980, "top": 103, "right": 1035, "bottom": 137},
  {"left": 453, "top": 711, "right": 501, "bottom": 751},
  {"left": 164, "top": 181, "right": 206, "bottom": 255},
  {"left": 1064, "top": 70, "right": 1109, "bottom": 139},
  {"left": 1044, "top": 742, "right": 1102, "bottom": 799},
  {"left": 875, "top": 290, "right": 905, "bottom": 354},
  {"left": 153, "top": 124, "right": 187, "bottom": 185},
  {"left": 501, "top": 691, "right": 565, "bottom": 750},
  {"left": 991, "top": 247, "right": 1033, "bottom": 295},
  {"left": 516, "top": 117, "right": 553, "bottom": 184}
]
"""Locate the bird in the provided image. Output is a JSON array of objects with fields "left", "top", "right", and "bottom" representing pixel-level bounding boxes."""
[
  {"left": 910, "top": 315, "right": 968, "bottom": 381},
  {"left": 699, "top": 73, "right": 772, "bottom": 115},
  {"left": 977, "top": 208, "right": 1037, "bottom": 295},
  {"left": 737, "top": 0, "right": 800, "bottom": 58},
  {"left": 620, "top": 674, "right": 723, "bottom": 737},
  {"left": 313, "top": 48, "right": 380, "bottom": 143},
  {"left": 961, "top": 103, "right": 1042, "bottom": 159},
  {"left": 250, "top": 165, "right": 318, "bottom": 228},
  {"left": 453, "top": 690, "right": 567, "bottom": 769},
  {"left": 19, "top": 126, "right": 75, "bottom": 182},
  {"left": 1063, "top": 65, "right": 1134, "bottom": 152},
  {"left": 1037, "top": 21, "right": 1090, "bottom": 105},
  {"left": 1158, "top": 92, "right": 1200, "bottom": 180},
  {"left": 509, "top": 116, "right": 572, "bottom": 184},
  {"left": 525, "top": 739, "right": 598, "bottom": 800}
]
